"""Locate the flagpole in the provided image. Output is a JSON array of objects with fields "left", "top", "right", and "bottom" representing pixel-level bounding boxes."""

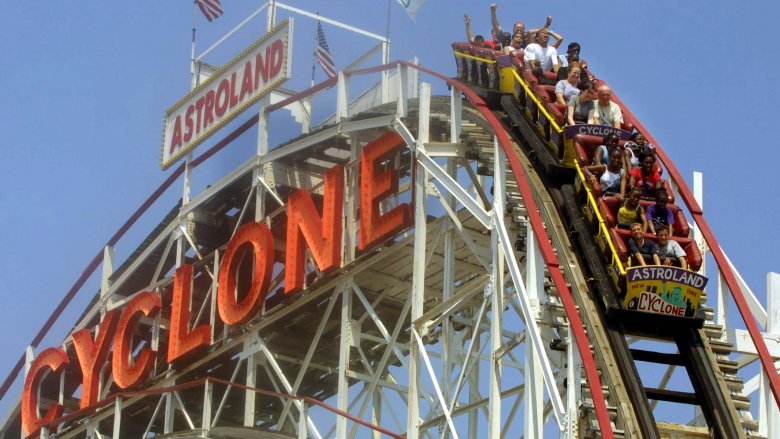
[
  {"left": 385, "top": 0, "right": 391, "bottom": 63},
  {"left": 191, "top": 1, "right": 197, "bottom": 87},
  {"left": 311, "top": 13, "right": 321, "bottom": 87}
]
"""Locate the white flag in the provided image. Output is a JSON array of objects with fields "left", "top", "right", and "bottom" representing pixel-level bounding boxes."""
[{"left": 395, "top": 0, "right": 427, "bottom": 20}]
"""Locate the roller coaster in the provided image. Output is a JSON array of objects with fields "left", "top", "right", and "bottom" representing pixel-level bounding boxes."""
[{"left": 2, "top": 4, "right": 779, "bottom": 439}]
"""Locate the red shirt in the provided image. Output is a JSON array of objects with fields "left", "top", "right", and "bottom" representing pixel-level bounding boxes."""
[{"left": 629, "top": 168, "right": 662, "bottom": 195}]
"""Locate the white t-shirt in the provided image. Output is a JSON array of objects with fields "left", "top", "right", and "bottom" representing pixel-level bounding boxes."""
[
  {"left": 599, "top": 168, "right": 624, "bottom": 193},
  {"left": 597, "top": 101, "right": 624, "bottom": 127},
  {"left": 555, "top": 80, "right": 580, "bottom": 102},
  {"left": 523, "top": 44, "right": 559, "bottom": 71},
  {"left": 658, "top": 240, "right": 686, "bottom": 259}
]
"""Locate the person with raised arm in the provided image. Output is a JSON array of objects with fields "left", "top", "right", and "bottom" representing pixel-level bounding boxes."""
[
  {"left": 464, "top": 14, "right": 492, "bottom": 48},
  {"left": 524, "top": 28, "right": 559, "bottom": 86},
  {"left": 491, "top": 4, "right": 563, "bottom": 49}
]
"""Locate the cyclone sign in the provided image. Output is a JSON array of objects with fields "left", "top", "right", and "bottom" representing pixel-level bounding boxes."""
[
  {"left": 161, "top": 19, "right": 293, "bottom": 169},
  {"left": 623, "top": 266, "right": 707, "bottom": 318}
]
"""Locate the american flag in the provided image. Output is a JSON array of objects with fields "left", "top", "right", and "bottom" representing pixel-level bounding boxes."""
[
  {"left": 196, "top": 0, "right": 223, "bottom": 22},
  {"left": 316, "top": 22, "right": 337, "bottom": 78}
]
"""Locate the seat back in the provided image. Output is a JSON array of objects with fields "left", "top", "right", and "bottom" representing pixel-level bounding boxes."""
[{"left": 611, "top": 228, "right": 702, "bottom": 272}]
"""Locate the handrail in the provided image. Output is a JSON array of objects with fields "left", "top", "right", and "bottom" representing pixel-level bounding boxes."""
[
  {"left": 28, "top": 376, "right": 403, "bottom": 439},
  {"left": 509, "top": 69, "right": 563, "bottom": 133},
  {"left": 608, "top": 88, "right": 780, "bottom": 408},
  {"left": 5, "top": 59, "right": 615, "bottom": 439},
  {"left": 453, "top": 51, "right": 497, "bottom": 64},
  {"left": 573, "top": 163, "right": 626, "bottom": 276}
]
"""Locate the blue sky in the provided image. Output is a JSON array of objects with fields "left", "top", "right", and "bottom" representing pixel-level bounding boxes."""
[{"left": 0, "top": 0, "right": 778, "bottom": 428}]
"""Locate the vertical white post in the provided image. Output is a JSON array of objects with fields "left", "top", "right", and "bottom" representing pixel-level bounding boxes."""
[
  {"left": 345, "top": 135, "right": 359, "bottom": 265},
  {"left": 396, "top": 63, "right": 408, "bottom": 117},
  {"left": 182, "top": 152, "right": 193, "bottom": 206},
  {"left": 716, "top": 272, "right": 728, "bottom": 329},
  {"left": 488, "top": 137, "right": 505, "bottom": 439},
  {"left": 759, "top": 272, "right": 780, "bottom": 437},
  {"left": 22, "top": 347, "right": 33, "bottom": 439},
  {"left": 336, "top": 284, "right": 353, "bottom": 438},
  {"left": 693, "top": 172, "right": 705, "bottom": 276},
  {"left": 381, "top": 41, "right": 390, "bottom": 104},
  {"left": 336, "top": 72, "right": 349, "bottom": 123},
  {"left": 566, "top": 331, "right": 581, "bottom": 438},
  {"left": 524, "top": 221, "right": 545, "bottom": 439},
  {"left": 112, "top": 397, "right": 122, "bottom": 438},
  {"left": 202, "top": 380, "right": 213, "bottom": 433},
  {"left": 164, "top": 385, "right": 175, "bottom": 433},
  {"left": 442, "top": 86, "right": 461, "bottom": 413},
  {"left": 256, "top": 96, "right": 271, "bottom": 222},
  {"left": 266, "top": 0, "right": 276, "bottom": 31},
  {"left": 407, "top": 82, "right": 430, "bottom": 439},
  {"left": 298, "top": 402, "right": 309, "bottom": 439},
  {"left": 371, "top": 389, "right": 382, "bottom": 439},
  {"left": 100, "top": 245, "right": 114, "bottom": 313},
  {"left": 244, "top": 340, "right": 257, "bottom": 427}
]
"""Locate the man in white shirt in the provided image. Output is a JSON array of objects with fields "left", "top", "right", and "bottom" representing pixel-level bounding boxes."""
[
  {"left": 524, "top": 28, "right": 559, "bottom": 73},
  {"left": 595, "top": 85, "right": 623, "bottom": 129}
]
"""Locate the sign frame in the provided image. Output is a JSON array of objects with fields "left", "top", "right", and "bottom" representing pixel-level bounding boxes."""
[{"left": 161, "top": 18, "right": 294, "bottom": 169}]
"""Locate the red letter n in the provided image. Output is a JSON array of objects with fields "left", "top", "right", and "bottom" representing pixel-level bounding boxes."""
[{"left": 285, "top": 165, "right": 344, "bottom": 294}]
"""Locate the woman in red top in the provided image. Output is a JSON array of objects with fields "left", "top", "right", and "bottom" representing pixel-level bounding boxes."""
[{"left": 628, "top": 153, "right": 663, "bottom": 198}]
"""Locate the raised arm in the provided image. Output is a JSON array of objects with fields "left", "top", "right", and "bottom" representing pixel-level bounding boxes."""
[
  {"left": 549, "top": 29, "right": 564, "bottom": 49},
  {"left": 464, "top": 14, "right": 475, "bottom": 43},
  {"left": 490, "top": 4, "right": 502, "bottom": 39},
  {"left": 582, "top": 164, "right": 606, "bottom": 190}
]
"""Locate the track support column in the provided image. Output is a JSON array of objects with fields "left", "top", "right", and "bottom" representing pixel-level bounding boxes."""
[
  {"left": 336, "top": 282, "right": 353, "bottom": 438},
  {"left": 407, "top": 82, "right": 430, "bottom": 439},
  {"left": 488, "top": 136, "right": 505, "bottom": 439},
  {"left": 759, "top": 272, "right": 780, "bottom": 437},
  {"left": 524, "top": 220, "right": 545, "bottom": 439}
]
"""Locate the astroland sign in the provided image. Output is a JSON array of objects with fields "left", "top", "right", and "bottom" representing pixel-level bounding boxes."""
[{"left": 161, "top": 19, "right": 293, "bottom": 169}]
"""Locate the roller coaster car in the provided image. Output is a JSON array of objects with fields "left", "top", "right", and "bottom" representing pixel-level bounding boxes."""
[
  {"left": 608, "top": 228, "right": 706, "bottom": 329},
  {"left": 597, "top": 196, "right": 691, "bottom": 238}
]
